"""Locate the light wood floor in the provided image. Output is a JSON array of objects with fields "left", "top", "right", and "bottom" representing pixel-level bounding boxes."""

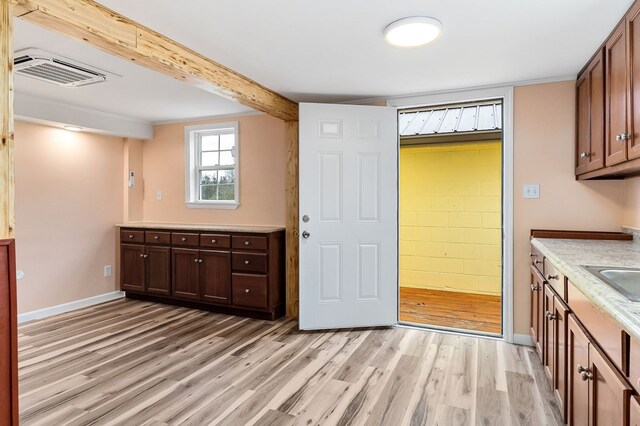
[
  {"left": 400, "top": 287, "right": 502, "bottom": 335},
  {"left": 18, "top": 299, "right": 561, "bottom": 425}
]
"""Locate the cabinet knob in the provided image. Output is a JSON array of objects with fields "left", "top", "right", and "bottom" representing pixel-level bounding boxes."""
[
  {"left": 154, "top": 236, "right": 159, "bottom": 240},
  {"left": 545, "top": 311, "right": 556, "bottom": 321},
  {"left": 530, "top": 284, "right": 539, "bottom": 292},
  {"left": 546, "top": 274, "right": 558, "bottom": 281},
  {"left": 579, "top": 151, "right": 590, "bottom": 158},
  {"left": 616, "top": 133, "right": 630, "bottom": 142},
  {"left": 129, "top": 235, "right": 134, "bottom": 239},
  {"left": 577, "top": 365, "right": 593, "bottom": 381},
  {"left": 139, "top": 253, "right": 144, "bottom": 258},
  {"left": 181, "top": 237, "right": 187, "bottom": 242},
  {"left": 535, "top": 260, "right": 543, "bottom": 265},
  {"left": 211, "top": 239, "right": 217, "bottom": 243},
  {"left": 199, "top": 259, "right": 203, "bottom": 263},
  {"left": 244, "top": 241, "right": 250, "bottom": 246},
  {"left": 245, "top": 288, "right": 250, "bottom": 293},
  {"left": 244, "top": 260, "right": 250, "bottom": 265},
  {"left": 194, "top": 258, "right": 199, "bottom": 263},
  {"left": 529, "top": 253, "right": 536, "bottom": 257}
]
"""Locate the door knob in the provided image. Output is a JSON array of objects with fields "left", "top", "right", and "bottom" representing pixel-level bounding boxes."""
[
  {"left": 302, "top": 231, "right": 311, "bottom": 239},
  {"left": 302, "top": 215, "right": 310, "bottom": 223}
]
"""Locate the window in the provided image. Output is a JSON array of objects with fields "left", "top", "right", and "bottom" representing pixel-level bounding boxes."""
[{"left": 185, "top": 122, "right": 239, "bottom": 209}]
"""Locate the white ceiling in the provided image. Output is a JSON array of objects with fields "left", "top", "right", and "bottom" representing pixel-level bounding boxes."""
[
  {"left": 96, "top": 0, "right": 635, "bottom": 103},
  {"left": 13, "top": 19, "right": 254, "bottom": 123},
  {"left": 13, "top": 0, "right": 636, "bottom": 124}
]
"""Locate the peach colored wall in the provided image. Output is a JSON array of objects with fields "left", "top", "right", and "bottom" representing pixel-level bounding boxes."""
[
  {"left": 14, "top": 120, "right": 124, "bottom": 313},
  {"left": 141, "top": 114, "right": 286, "bottom": 226},
  {"left": 624, "top": 176, "right": 640, "bottom": 228},
  {"left": 513, "top": 81, "right": 627, "bottom": 336},
  {"left": 124, "top": 138, "right": 144, "bottom": 222}
]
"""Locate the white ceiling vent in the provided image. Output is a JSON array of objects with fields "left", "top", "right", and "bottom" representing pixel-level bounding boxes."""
[{"left": 14, "top": 48, "right": 115, "bottom": 87}]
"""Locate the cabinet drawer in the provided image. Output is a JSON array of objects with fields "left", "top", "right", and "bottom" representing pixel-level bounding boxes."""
[
  {"left": 200, "top": 233, "right": 231, "bottom": 249},
  {"left": 232, "top": 274, "right": 268, "bottom": 309},
  {"left": 232, "top": 252, "right": 267, "bottom": 273},
  {"left": 146, "top": 231, "right": 171, "bottom": 245},
  {"left": 630, "top": 336, "right": 640, "bottom": 393},
  {"left": 530, "top": 244, "right": 544, "bottom": 273},
  {"left": 121, "top": 229, "right": 144, "bottom": 244},
  {"left": 543, "top": 259, "right": 566, "bottom": 301},
  {"left": 172, "top": 232, "right": 199, "bottom": 247},
  {"left": 232, "top": 235, "right": 267, "bottom": 251}
]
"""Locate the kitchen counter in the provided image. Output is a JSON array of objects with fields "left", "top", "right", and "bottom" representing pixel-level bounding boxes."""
[
  {"left": 116, "top": 222, "right": 285, "bottom": 234},
  {"left": 531, "top": 237, "right": 640, "bottom": 342}
]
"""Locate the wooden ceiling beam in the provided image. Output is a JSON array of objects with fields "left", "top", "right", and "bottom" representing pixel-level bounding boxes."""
[{"left": 9, "top": 0, "right": 299, "bottom": 121}]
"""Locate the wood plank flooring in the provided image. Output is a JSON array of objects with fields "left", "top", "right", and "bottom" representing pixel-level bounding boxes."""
[
  {"left": 18, "top": 299, "right": 561, "bottom": 425},
  {"left": 399, "top": 287, "right": 502, "bottom": 334}
]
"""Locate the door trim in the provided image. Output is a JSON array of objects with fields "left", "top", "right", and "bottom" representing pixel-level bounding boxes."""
[{"left": 386, "top": 86, "right": 515, "bottom": 343}]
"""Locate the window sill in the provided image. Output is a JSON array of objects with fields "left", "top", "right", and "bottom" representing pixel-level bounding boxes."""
[{"left": 185, "top": 201, "right": 240, "bottom": 210}]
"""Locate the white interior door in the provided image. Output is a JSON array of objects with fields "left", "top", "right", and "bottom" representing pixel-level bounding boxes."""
[{"left": 299, "top": 103, "right": 398, "bottom": 330}]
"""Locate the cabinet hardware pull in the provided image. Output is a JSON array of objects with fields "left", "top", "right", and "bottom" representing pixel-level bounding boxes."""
[
  {"left": 181, "top": 237, "right": 187, "bottom": 242},
  {"left": 154, "top": 236, "right": 159, "bottom": 240},
  {"left": 546, "top": 274, "right": 558, "bottom": 280},
  {"left": 531, "top": 284, "right": 539, "bottom": 291},
  {"left": 194, "top": 258, "right": 199, "bottom": 263},
  {"left": 580, "top": 151, "right": 590, "bottom": 158},
  {"left": 244, "top": 241, "right": 250, "bottom": 246},
  {"left": 580, "top": 371, "right": 593, "bottom": 381},
  {"left": 535, "top": 260, "right": 542, "bottom": 264},
  {"left": 198, "top": 259, "right": 203, "bottom": 263},
  {"left": 545, "top": 311, "right": 556, "bottom": 320},
  {"left": 529, "top": 252, "right": 536, "bottom": 257},
  {"left": 245, "top": 289, "right": 250, "bottom": 293},
  {"left": 616, "top": 133, "right": 630, "bottom": 142},
  {"left": 143, "top": 254, "right": 148, "bottom": 258},
  {"left": 577, "top": 364, "right": 588, "bottom": 373},
  {"left": 139, "top": 254, "right": 144, "bottom": 258},
  {"left": 244, "top": 260, "right": 250, "bottom": 265},
  {"left": 129, "top": 235, "right": 134, "bottom": 239},
  {"left": 616, "top": 134, "right": 623, "bottom": 142},
  {"left": 211, "top": 239, "right": 217, "bottom": 243}
]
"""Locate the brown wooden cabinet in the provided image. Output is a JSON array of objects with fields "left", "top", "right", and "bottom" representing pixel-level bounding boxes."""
[
  {"left": 530, "top": 265, "right": 545, "bottom": 362},
  {"left": 545, "top": 285, "right": 569, "bottom": 420},
  {"left": 605, "top": 22, "right": 629, "bottom": 167},
  {"left": 576, "top": 50, "right": 605, "bottom": 175},
  {"left": 0, "top": 239, "right": 18, "bottom": 426},
  {"left": 119, "top": 226, "right": 284, "bottom": 320}
]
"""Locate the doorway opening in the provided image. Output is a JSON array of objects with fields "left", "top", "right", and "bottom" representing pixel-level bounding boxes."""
[{"left": 398, "top": 100, "right": 503, "bottom": 336}]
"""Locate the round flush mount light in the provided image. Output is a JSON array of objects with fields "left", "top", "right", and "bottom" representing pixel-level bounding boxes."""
[
  {"left": 384, "top": 17, "right": 442, "bottom": 48},
  {"left": 64, "top": 125, "right": 83, "bottom": 132}
]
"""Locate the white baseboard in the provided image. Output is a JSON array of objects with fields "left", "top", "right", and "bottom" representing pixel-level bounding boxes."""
[
  {"left": 18, "top": 291, "right": 125, "bottom": 324},
  {"left": 513, "top": 333, "right": 534, "bottom": 346}
]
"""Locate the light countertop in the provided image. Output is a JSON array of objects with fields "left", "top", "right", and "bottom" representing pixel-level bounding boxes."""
[
  {"left": 116, "top": 222, "right": 285, "bottom": 234},
  {"left": 531, "top": 237, "right": 640, "bottom": 342}
]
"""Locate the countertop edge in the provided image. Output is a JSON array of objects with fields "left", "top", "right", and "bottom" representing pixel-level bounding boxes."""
[
  {"left": 116, "top": 223, "right": 286, "bottom": 234},
  {"left": 531, "top": 237, "right": 640, "bottom": 343}
]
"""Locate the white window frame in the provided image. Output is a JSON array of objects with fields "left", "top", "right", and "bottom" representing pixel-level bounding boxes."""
[{"left": 184, "top": 121, "right": 240, "bottom": 209}]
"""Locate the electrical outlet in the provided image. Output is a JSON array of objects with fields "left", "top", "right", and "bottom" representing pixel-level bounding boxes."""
[
  {"left": 104, "top": 265, "right": 112, "bottom": 277},
  {"left": 523, "top": 184, "right": 540, "bottom": 199},
  {"left": 16, "top": 270, "right": 24, "bottom": 280},
  {"left": 156, "top": 191, "right": 162, "bottom": 201}
]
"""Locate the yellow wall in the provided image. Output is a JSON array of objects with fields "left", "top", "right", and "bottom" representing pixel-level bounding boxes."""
[{"left": 399, "top": 141, "right": 502, "bottom": 296}]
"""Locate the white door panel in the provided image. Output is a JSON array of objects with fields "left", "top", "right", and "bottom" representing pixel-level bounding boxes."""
[{"left": 299, "top": 103, "right": 398, "bottom": 330}]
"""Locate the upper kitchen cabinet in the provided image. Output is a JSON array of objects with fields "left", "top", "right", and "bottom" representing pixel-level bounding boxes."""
[
  {"left": 576, "top": 50, "right": 605, "bottom": 175},
  {"left": 577, "top": 0, "right": 640, "bottom": 179}
]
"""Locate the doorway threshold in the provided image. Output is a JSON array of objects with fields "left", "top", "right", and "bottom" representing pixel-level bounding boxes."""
[{"left": 396, "top": 320, "right": 503, "bottom": 341}]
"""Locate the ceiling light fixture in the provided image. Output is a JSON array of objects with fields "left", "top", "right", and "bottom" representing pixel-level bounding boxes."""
[
  {"left": 64, "top": 125, "right": 83, "bottom": 132},
  {"left": 384, "top": 17, "right": 442, "bottom": 48}
]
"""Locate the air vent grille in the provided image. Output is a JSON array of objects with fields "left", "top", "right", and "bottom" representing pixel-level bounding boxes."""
[{"left": 14, "top": 48, "right": 108, "bottom": 87}]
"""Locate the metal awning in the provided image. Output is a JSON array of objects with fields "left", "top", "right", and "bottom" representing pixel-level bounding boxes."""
[{"left": 399, "top": 101, "right": 503, "bottom": 138}]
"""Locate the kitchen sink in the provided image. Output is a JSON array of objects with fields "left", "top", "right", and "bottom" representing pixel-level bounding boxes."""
[{"left": 583, "top": 266, "right": 640, "bottom": 302}]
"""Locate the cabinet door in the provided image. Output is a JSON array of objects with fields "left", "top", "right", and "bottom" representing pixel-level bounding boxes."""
[
  {"left": 568, "top": 315, "right": 590, "bottom": 426},
  {"left": 171, "top": 248, "right": 200, "bottom": 300},
  {"left": 530, "top": 266, "right": 545, "bottom": 361},
  {"left": 631, "top": 396, "right": 640, "bottom": 426},
  {"left": 543, "top": 284, "right": 555, "bottom": 383},
  {"left": 577, "top": 51, "right": 605, "bottom": 175},
  {"left": 200, "top": 250, "right": 231, "bottom": 304},
  {"left": 589, "top": 343, "right": 632, "bottom": 426},
  {"left": 606, "top": 22, "right": 629, "bottom": 166},
  {"left": 146, "top": 246, "right": 171, "bottom": 296},
  {"left": 121, "top": 244, "right": 145, "bottom": 292},
  {"left": 628, "top": 1, "right": 640, "bottom": 159},
  {"left": 553, "top": 296, "right": 570, "bottom": 421}
]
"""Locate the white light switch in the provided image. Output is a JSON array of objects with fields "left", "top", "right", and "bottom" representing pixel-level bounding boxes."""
[
  {"left": 523, "top": 184, "right": 540, "bottom": 199},
  {"left": 104, "top": 265, "right": 112, "bottom": 277},
  {"left": 156, "top": 191, "right": 162, "bottom": 201}
]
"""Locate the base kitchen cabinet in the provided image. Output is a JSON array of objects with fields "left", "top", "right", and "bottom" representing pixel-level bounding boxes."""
[
  {"left": 119, "top": 225, "right": 285, "bottom": 320},
  {"left": 631, "top": 396, "right": 640, "bottom": 426}
]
